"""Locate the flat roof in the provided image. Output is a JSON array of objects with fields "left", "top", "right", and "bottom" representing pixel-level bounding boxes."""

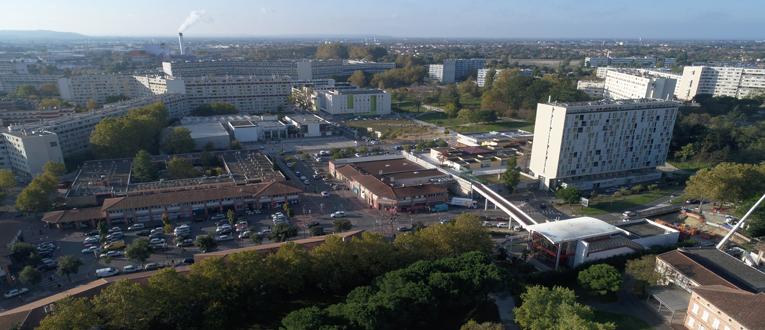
[
  {"left": 680, "top": 248, "right": 765, "bottom": 293},
  {"left": 618, "top": 219, "right": 672, "bottom": 237},
  {"left": 527, "top": 217, "right": 624, "bottom": 244},
  {"left": 285, "top": 114, "right": 326, "bottom": 124},
  {"left": 183, "top": 122, "right": 229, "bottom": 139}
]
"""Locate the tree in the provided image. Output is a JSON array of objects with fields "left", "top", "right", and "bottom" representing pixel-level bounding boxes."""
[
  {"left": 37, "top": 298, "right": 101, "bottom": 330},
  {"left": 0, "top": 169, "right": 16, "bottom": 191},
  {"left": 556, "top": 186, "right": 581, "bottom": 205},
  {"left": 577, "top": 264, "right": 622, "bottom": 296},
  {"left": 131, "top": 150, "right": 157, "bottom": 182},
  {"left": 90, "top": 103, "right": 168, "bottom": 158},
  {"left": 57, "top": 256, "right": 83, "bottom": 282},
  {"left": 190, "top": 103, "right": 237, "bottom": 116},
  {"left": 126, "top": 238, "right": 152, "bottom": 264},
  {"left": 282, "top": 202, "right": 294, "bottom": 217},
  {"left": 280, "top": 306, "right": 332, "bottom": 330},
  {"left": 501, "top": 156, "right": 520, "bottom": 192},
  {"left": 735, "top": 196, "right": 765, "bottom": 237},
  {"left": 166, "top": 157, "right": 199, "bottom": 179},
  {"left": 19, "top": 265, "right": 41, "bottom": 286},
  {"left": 315, "top": 44, "right": 348, "bottom": 59},
  {"left": 15, "top": 161, "right": 63, "bottom": 213},
  {"left": 195, "top": 235, "right": 217, "bottom": 252},
  {"left": 162, "top": 127, "right": 195, "bottom": 154},
  {"left": 9, "top": 242, "right": 37, "bottom": 265},
  {"left": 270, "top": 223, "right": 298, "bottom": 242},
  {"left": 308, "top": 225, "right": 325, "bottom": 236},
  {"left": 226, "top": 209, "right": 236, "bottom": 226},
  {"left": 86, "top": 99, "right": 98, "bottom": 111},
  {"left": 514, "top": 285, "right": 615, "bottom": 330},
  {"left": 625, "top": 255, "right": 659, "bottom": 295},
  {"left": 460, "top": 320, "right": 503, "bottom": 330},
  {"left": 333, "top": 219, "right": 352, "bottom": 232},
  {"left": 348, "top": 70, "right": 367, "bottom": 87},
  {"left": 685, "top": 163, "right": 765, "bottom": 205}
]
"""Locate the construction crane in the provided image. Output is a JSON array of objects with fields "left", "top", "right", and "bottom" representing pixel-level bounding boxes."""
[{"left": 716, "top": 193, "right": 765, "bottom": 250}]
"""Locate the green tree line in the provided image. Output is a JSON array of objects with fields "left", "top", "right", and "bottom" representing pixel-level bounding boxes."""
[
  {"left": 89, "top": 102, "right": 168, "bottom": 158},
  {"left": 38, "top": 215, "right": 493, "bottom": 329}
]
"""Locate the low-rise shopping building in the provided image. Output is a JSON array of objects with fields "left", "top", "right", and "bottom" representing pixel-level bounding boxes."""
[
  {"left": 527, "top": 217, "right": 678, "bottom": 270},
  {"left": 329, "top": 155, "right": 451, "bottom": 213}
]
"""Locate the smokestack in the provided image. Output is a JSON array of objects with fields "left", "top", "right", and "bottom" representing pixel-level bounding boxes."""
[{"left": 178, "top": 32, "right": 184, "bottom": 55}]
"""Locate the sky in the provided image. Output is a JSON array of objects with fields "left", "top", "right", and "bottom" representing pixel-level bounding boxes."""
[{"left": 1, "top": 0, "right": 763, "bottom": 39}]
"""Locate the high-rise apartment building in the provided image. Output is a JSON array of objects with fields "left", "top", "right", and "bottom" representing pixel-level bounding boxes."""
[
  {"left": 603, "top": 70, "right": 678, "bottom": 100},
  {"left": 313, "top": 88, "right": 391, "bottom": 115},
  {"left": 675, "top": 66, "right": 765, "bottom": 101},
  {"left": 429, "top": 59, "right": 485, "bottom": 83},
  {"left": 529, "top": 99, "right": 678, "bottom": 190},
  {"left": 161, "top": 59, "right": 394, "bottom": 80}
]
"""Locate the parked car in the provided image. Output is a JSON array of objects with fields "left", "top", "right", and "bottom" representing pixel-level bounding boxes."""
[
  {"left": 307, "top": 221, "right": 321, "bottom": 228},
  {"left": 238, "top": 231, "right": 252, "bottom": 239},
  {"left": 496, "top": 222, "right": 509, "bottom": 228},
  {"left": 127, "top": 223, "right": 145, "bottom": 231},
  {"left": 4, "top": 288, "right": 29, "bottom": 298},
  {"left": 122, "top": 265, "right": 140, "bottom": 273},
  {"left": 215, "top": 234, "right": 234, "bottom": 242},
  {"left": 99, "top": 250, "right": 123, "bottom": 258},
  {"left": 149, "top": 238, "right": 166, "bottom": 245},
  {"left": 181, "top": 257, "right": 195, "bottom": 265},
  {"left": 102, "top": 240, "right": 126, "bottom": 251},
  {"left": 81, "top": 246, "right": 100, "bottom": 254},
  {"left": 258, "top": 228, "right": 272, "bottom": 235},
  {"left": 143, "top": 263, "right": 160, "bottom": 271},
  {"left": 330, "top": 211, "right": 345, "bottom": 218},
  {"left": 106, "top": 232, "right": 124, "bottom": 241},
  {"left": 107, "top": 227, "right": 122, "bottom": 234},
  {"left": 622, "top": 211, "right": 637, "bottom": 218},
  {"left": 320, "top": 191, "right": 330, "bottom": 197},
  {"left": 149, "top": 232, "right": 164, "bottom": 239},
  {"left": 216, "top": 225, "right": 232, "bottom": 235},
  {"left": 83, "top": 236, "right": 100, "bottom": 245},
  {"left": 176, "top": 238, "right": 194, "bottom": 247},
  {"left": 150, "top": 227, "right": 164, "bottom": 235},
  {"left": 95, "top": 267, "right": 119, "bottom": 278},
  {"left": 397, "top": 226, "right": 411, "bottom": 232}
]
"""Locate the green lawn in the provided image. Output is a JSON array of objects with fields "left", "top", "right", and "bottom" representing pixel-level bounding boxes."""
[
  {"left": 668, "top": 160, "right": 712, "bottom": 173},
  {"left": 578, "top": 187, "right": 678, "bottom": 214},
  {"left": 417, "top": 112, "right": 534, "bottom": 133},
  {"left": 592, "top": 310, "right": 652, "bottom": 330}
]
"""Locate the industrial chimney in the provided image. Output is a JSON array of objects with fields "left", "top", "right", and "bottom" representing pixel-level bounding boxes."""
[{"left": 178, "top": 32, "right": 185, "bottom": 55}]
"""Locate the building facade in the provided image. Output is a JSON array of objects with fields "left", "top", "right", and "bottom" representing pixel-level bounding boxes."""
[
  {"left": 675, "top": 66, "right": 765, "bottom": 101},
  {"left": 576, "top": 80, "right": 605, "bottom": 98},
  {"left": 313, "top": 88, "right": 391, "bottom": 115},
  {"left": 529, "top": 100, "right": 678, "bottom": 190},
  {"left": 585, "top": 56, "right": 657, "bottom": 68},
  {"left": 162, "top": 59, "right": 394, "bottom": 80},
  {"left": 0, "top": 129, "right": 64, "bottom": 179},
  {"left": 604, "top": 70, "right": 678, "bottom": 100},
  {"left": 429, "top": 59, "right": 485, "bottom": 83}
]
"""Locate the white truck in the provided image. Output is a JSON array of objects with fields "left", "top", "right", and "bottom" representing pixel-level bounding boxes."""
[{"left": 450, "top": 197, "right": 477, "bottom": 208}]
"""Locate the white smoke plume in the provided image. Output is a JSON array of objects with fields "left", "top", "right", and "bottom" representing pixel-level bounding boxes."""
[{"left": 178, "top": 10, "right": 209, "bottom": 33}]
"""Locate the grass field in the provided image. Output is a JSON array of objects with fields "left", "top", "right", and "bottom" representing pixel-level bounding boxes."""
[
  {"left": 418, "top": 112, "right": 534, "bottom": 133},
  {"left": 592, "top": 310, "right": 652, "bottom": 330},
  {"left": 576, "top": 186, "right": 678, "bottom": 215},
  {"left": 345, "top": 119, "right": 442, "bottom": 141}
]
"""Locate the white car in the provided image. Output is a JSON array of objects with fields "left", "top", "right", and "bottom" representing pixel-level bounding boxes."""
[
  {"left": 496, "top": 222, "right": 509, "bottom": 228},
  {"left": 95, "top": 267, "right": 120, "bottom": 278},
  {"left": 81, "top": 246, "right": 100, "bottom": 254},
  {"left": 320, "top": 191, "right": 330, "bottom": 197},
  {"left": 330, "top": 211, "right": 345, "bottom": 218},
  {"left": 4, "top": 288, "right": 29, "bottom": 299},
  {"left": 149, "top": 238, "right": 166, "bottom": 245},
  {"left": 122, "top": 265, "right": 140, "bottom": 273},
  {"left": 127, "top": 223, "right": 145, "bottom": 231},
  {"left": 83, "top": 236, "right": 100, "bottom": 245},
  {"left": 216, "top": 234, "right": 234, "bottom": 242},
  {"left": 238, "top": 231, "right": 252, "bottom": 239}
]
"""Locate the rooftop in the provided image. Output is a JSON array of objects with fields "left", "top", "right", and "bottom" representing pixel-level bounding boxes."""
[
  {"left": 692, "top": 285, "right": 765, "bottom": 329},
  {"left": 284, "top": 114, "right": 327, "bottom": 124},
  {"left": 327, "top": 88, "right": 386, "bottom": 95},
  {"left": 542, "top": 98, "right": 679, "bottom": 110},
  {"left": 183, "top": 122, "right": 230, "bottom": 139},
  {"left": 526, "top": 217, "right": 625, "bottom": 244},
  {"left": 680, "top": 248, "right": 765, "bottom": 293},
  {"left": 618, "top": 219, "right": 675, "bottom": 238}
]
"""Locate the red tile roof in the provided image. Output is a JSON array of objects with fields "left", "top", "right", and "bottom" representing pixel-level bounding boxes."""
[
  {"left": 41, "top": 207, "right": 105, "bottom": 224},
  {"left": 692, "top": 285, "right": 765, "bottom": 329}
]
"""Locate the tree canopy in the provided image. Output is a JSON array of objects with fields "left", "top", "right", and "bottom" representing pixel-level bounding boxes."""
[
  {"left": 131, "top": 150, "right": 157, "bottom": 183},
  {"left": 501, "top": 156, "right": 520, "bottom": 192},
  {"left": 166, "top": 157, "right": 199, "bottom": 180},
  {"left": 190, "top": 103, "right": 237, "bottom": 116},
  {"left": 162, "top": 127, "right": 195, "bottom": 154},
  {"left": 90, "top": 102, "right": 168, "bottom": 158},
  {"left": 15, "top": 161, "right": 64, "bottom": 213},
  {"left": 556, "top": 186, "right": 581, "bottom": 205},
  {"left": 514, "top": 285, "right": 615, "bottom": 330},
  {"left": 685, "top": 162, "right": 765, "bottom": 205},
  {"left": 577, "top": 263, "right": 622, "bottom": 296}
]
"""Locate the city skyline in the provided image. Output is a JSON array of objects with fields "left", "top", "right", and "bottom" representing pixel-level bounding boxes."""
[{"left": 1, "top": 0, "right": 764, "bottom": 39}]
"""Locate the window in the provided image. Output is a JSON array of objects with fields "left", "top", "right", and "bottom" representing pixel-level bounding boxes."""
[
  {"left": 712, "top": 319, "right": 720, "bottom": 329},
  {"left": 687, "top": 317, "right": 695, "bottom": 327},
  {"left": 701, "top": 310, "right": 709, "bottom": 322}
]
